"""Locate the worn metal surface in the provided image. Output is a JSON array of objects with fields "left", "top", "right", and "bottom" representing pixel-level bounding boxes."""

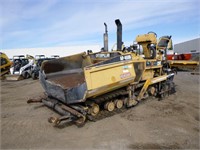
[
  {"left": 39, "top": 52, "right": 91, "bottom": 104},
  {"left": 40, "top": 71, "right": 87, "bottom": 104},
  {"left": 48, "top": 73, "right": 85, "bottom": 89}
]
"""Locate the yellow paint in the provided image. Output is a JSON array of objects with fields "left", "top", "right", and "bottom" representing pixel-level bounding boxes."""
[
  {"left": 136, "top": 33, "right": 157, "bottom": 58},
  {"left": 141, "top": 70, "right": 154, "bottom": 81},
  {"left": 137, "top": 74, "right": 168, "bottom": 101},
  {"left": 0, "top": 52, "right": 12, "bottom": 76},
  {"left": 85, "top": 61, "right": 136, "bottom": 90}
]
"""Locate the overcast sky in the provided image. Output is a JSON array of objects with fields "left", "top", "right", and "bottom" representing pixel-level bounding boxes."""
[{"left": 1, "top": 0, "right": 199, "bottom": 50}]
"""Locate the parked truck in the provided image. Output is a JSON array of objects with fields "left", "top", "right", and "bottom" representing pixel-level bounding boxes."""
[{"left": 28, "top": 19, "right": 175, "bottom": 126}]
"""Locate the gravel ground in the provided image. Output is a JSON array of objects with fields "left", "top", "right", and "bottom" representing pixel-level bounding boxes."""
[{"left": 0, "top": 72, "right": 199, "bottom": 149}]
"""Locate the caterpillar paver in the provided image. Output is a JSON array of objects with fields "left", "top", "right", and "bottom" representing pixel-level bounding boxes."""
[{"left": 28, "top": 19, "right": 175, "bottom": 126}]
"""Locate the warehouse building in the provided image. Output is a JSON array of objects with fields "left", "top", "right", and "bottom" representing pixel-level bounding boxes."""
[{"left": 174, "top": 38, "right": 200, "bottom": 53}]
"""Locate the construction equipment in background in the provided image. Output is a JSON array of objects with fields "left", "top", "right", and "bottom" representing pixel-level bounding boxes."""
[
  {"left": 6, "top": 55, "right": 34, "bottom": 80},
  {"left": 50, "top": 55, "right": 60, "bottom": 59},
  {"left": 167, "top": 51, "right": 199, "bottom": 71},
  {"left": 20, "top": 54, "right": 35, "bottom": 79},
  {"left": 34, "top": 55, "right": 46, "bottom": 65},
  {"left": 167, "top": 52, "right": 199, "bottom": 71},
  {"left": 35, "top": 55, "right": 45, "bottom": 60},
  {"left": 167, "top": 53, "right": 191, "bottom": 60},
  {"left": 0, "top": 52, "right": 12, "bottom": 79},
  {"left": 169, "top": 60, "right": 199, "bottom": 71},
  {"left": 31, "top": 57, "right": 54, "bottom": 80},
  {"left": 168, "top": 52, "right": 199, "bottom": 71},
  {"left": 31, "top": 55, "right": 60, "bottom": 80},
  {"left": 28, "top": 19, "right": 175, "bottom": 127},
  {"left": 5, "top": 54, "right": 59, "bottom": 80},
  {"left": 167, "top": 51, "right": 199, "bottom": 61}
]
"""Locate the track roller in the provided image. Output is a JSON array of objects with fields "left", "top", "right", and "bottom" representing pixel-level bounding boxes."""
[
  {"left": 88, "top": 103, "right": 100, "bottom": 116},
  {"left": 104, "top": 101, "right": 115, "bottom": 111},
  {"left": 114, "top": 99, "right": 123, "bottom": 109},
  {"left": 74, "top": 116, "right": 86, "bottom": 127},
  {"left": 48, "top": 116, "right": 61, "bottom": 126},
  {"left": 149, "top": 86, "right": 156, "bottom": 96}
]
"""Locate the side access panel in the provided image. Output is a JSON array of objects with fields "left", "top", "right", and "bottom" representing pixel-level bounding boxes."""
[{"left": 84, "top": 61, "right": 136, "bottom": 97}]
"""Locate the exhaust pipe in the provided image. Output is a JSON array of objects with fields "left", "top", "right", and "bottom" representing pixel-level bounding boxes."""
[
  {"left": 103, "top": 23, "right": 108, "bottom": 52},
  {"left": 115, "top": 19, "right": 123, "bottom": 50}
]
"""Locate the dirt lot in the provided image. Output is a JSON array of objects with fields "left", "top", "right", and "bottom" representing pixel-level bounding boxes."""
[{"left": 1, "top": 72, "right": 199, "bottom": 149}]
